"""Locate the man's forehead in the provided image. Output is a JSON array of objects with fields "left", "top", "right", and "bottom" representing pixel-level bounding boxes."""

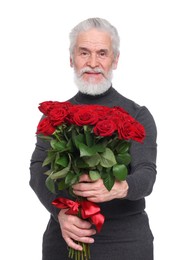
[{"left": 75, "top": 29, "right": 112, "bottom": 49}]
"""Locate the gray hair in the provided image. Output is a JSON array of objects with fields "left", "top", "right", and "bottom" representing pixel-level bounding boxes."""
[{"left": 69, "top": 17, "right": 120, "bottom": 58}]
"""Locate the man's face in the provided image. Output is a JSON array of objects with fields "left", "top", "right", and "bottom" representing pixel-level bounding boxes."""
[{"left": 70, "top": 29, "right": 119, "bottom": 93}]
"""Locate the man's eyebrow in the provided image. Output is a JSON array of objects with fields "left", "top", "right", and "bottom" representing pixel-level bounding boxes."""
[
  {"left": 78, "top": 47, "right": 90, "bottom": 52},
  {"left": 97, "top": 49, "right": 109, "bottom": 53},
  {"left": 77, "top": 47, "right": 109, "bottom": 53}
]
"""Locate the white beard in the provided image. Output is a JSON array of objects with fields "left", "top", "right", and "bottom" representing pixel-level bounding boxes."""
[{"left": 73, "top": 67, "right": 113, "bottom": 96}]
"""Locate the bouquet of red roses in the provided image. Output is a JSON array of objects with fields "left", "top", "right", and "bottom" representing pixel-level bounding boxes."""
[{"left": 36, "top": 101, "right": 145, "bottom": 259}]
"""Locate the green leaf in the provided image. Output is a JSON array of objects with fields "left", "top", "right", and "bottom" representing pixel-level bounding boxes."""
[
  {"left": 100, "top": 148, "right": 116, "bottom": 167},
  {"left": 43, "top": 169, "right": 52, "bottom": 176},
  {"left": 66, "top": 139, "right": 74, "bottom": 152},
  {"left": 85, "top": 130, "right": 94, "bottom": 147},
  {"left": 83, "top": 154, "right": 101, "bottom": 167},
  {"left": 89, "top": 170, "right": 101, "bottom": 181},
  {"left": 50, "top": 160, "right": 71, "bottom": 180},
  {"left": 50, "top": 168, "right": 68, "bottom": 180},
  {"left": 116, "top": 153, "right": 131, "bottom": 165},
  {"left": 96, "top": 164, "right": 103, "bottom": 172},
  {"left": 113, "top": 164, "right": 128, "bottom": 181},
  {"left": 75, "top": 158, "right": 89, "bottom": 168},
  {"left": 103, "top": 172, "right": 115, "bottom": 191},
  {"left": 72, "top": 133, "right": 85, "bottom": 149},
  {"left": 65, "top": 172, "right": 78, "bottom": 186},
  {"left": 45, "top": 176, "right": 56, "bottom": 194},
  {"left": 94, "top": 144, "right": 106, "bottom": 153},
  {"left": 57, "top": 179, "right": 68, "bottom": 191},
  {"left": 42, "top": 153, "right": 55, "bottom": 167},
  {"left": 107, "top": 138, "right": 119, "bottom": 150},
  {"left": 71, "top": 161, "right": 80, "bottom": 174},
  {"left": 56, "top": 154, "right": 69, "bottom": 167},
  {"left": 50, "top": 139, "right": 67, "bottom": 151},
  {"left": 116, "top": 141, "right": 130, "bottom": 153},
  {"left": 79, "top": 143, "right": 97, "bottom": 157}
]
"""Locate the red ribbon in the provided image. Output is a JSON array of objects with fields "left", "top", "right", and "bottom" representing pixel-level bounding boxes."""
[{"left": 52, "top": 197, "right": 105, "bottom": 232}]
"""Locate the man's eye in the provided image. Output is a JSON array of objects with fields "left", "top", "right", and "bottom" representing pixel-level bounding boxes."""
[
  {"left": 81, "top": 52, "right": 89, "bottom": 56},
  {"left": 99, "top": 51, "right": 107, "bottom": 58}
]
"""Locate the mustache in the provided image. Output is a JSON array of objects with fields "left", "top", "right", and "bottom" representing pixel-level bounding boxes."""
[{"left": 77, "top": 67, "right": 105, "bottom": 77}]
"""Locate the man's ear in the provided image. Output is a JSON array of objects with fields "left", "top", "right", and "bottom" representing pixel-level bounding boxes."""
[
  {"left": 112, "top": 53, "right": 120, "bottom": 70},
  {"left": 70, "top": 57, "right": 73, "bottom": 67}
]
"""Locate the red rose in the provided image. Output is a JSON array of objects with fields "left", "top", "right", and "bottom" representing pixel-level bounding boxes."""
[
  {"left": 117, "top": 121, "right": 132, "bottom": 140},
  {"left": 104, "top": 113, "right": 121, "bottom": 125},
  {"left": 66, "top": 105, "right": 84, "bottom": 124},
  {"left": 101, "top": 107, "right": 129, "bottom": 125},
  {"left": 93, "top": 119, "right": 117, "bottom": 137},
  {"left": 58, "top": 101, "right": 73, "bottom": 109},
  {"left": 117, "top": 119, "right": 145, "bottom": 143},
  {"left": 38, "top": 101, "right": 55, "bottom": 116},
  {"left": 38, "top": 101, "right": 72, "bottom": 116},
  {"left": 130, "top": 121, "right": 145, "bottom": 143},
  {"left": 112, "top": 106, "right": 130, "bottom": 115},
  {"left": 91, "top": 105, "right": 111, "bottom": 120},
  {"left": 48, "top": 107, "right": 68, "bottom": 126},
  {"left": 36, "top": 117, "right": 55, "bottom": 136},
  {"left": 72, "top": 108, "right": 99, "bottom": 126}
]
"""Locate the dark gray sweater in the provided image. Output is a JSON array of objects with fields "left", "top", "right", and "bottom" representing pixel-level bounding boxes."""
[{"left": 29, "top": 86, "right": 157, "bottom": 260}]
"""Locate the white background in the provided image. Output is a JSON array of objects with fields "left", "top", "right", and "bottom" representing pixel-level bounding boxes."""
[{"left": 0, "top": 0, "right": 187, "bottom": 259}]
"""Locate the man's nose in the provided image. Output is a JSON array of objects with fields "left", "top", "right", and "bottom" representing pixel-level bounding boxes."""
[{"left": 86, "top": 53, "right": 99, "bottom": 68}]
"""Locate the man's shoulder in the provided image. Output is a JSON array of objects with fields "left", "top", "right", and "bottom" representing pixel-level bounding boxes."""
[{"left": 113, "top": 89, "right": 143, "bottom": 117}]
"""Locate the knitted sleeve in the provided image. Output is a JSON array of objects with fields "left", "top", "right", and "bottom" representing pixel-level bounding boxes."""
[
  {"left": 29, "top": 135, "right": 61, "bottom": 221},
  {"left": 125, "top": 106, "right": 157, "bottom": 200}
]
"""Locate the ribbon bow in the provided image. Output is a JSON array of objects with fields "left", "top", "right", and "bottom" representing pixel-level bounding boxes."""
[{"left": 52, "top": 197, "right": 105, "bottom": 232}]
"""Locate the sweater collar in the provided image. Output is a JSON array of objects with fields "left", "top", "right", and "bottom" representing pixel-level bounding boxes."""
[{"left": 73, "top": 86, "right": 117, "bottom": 105}]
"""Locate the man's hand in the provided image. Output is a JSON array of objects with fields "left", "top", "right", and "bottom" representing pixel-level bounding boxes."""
[
  {"left": 72, "top": 174, "right": 129, "bottom": 203},
  {"left": 58, "top": 208, "right": 96, "bottom": 251}
]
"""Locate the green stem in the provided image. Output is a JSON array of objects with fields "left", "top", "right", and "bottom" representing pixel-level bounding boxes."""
[{"left": 54, "top": 132, "right": 62, "bottom": 142}]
